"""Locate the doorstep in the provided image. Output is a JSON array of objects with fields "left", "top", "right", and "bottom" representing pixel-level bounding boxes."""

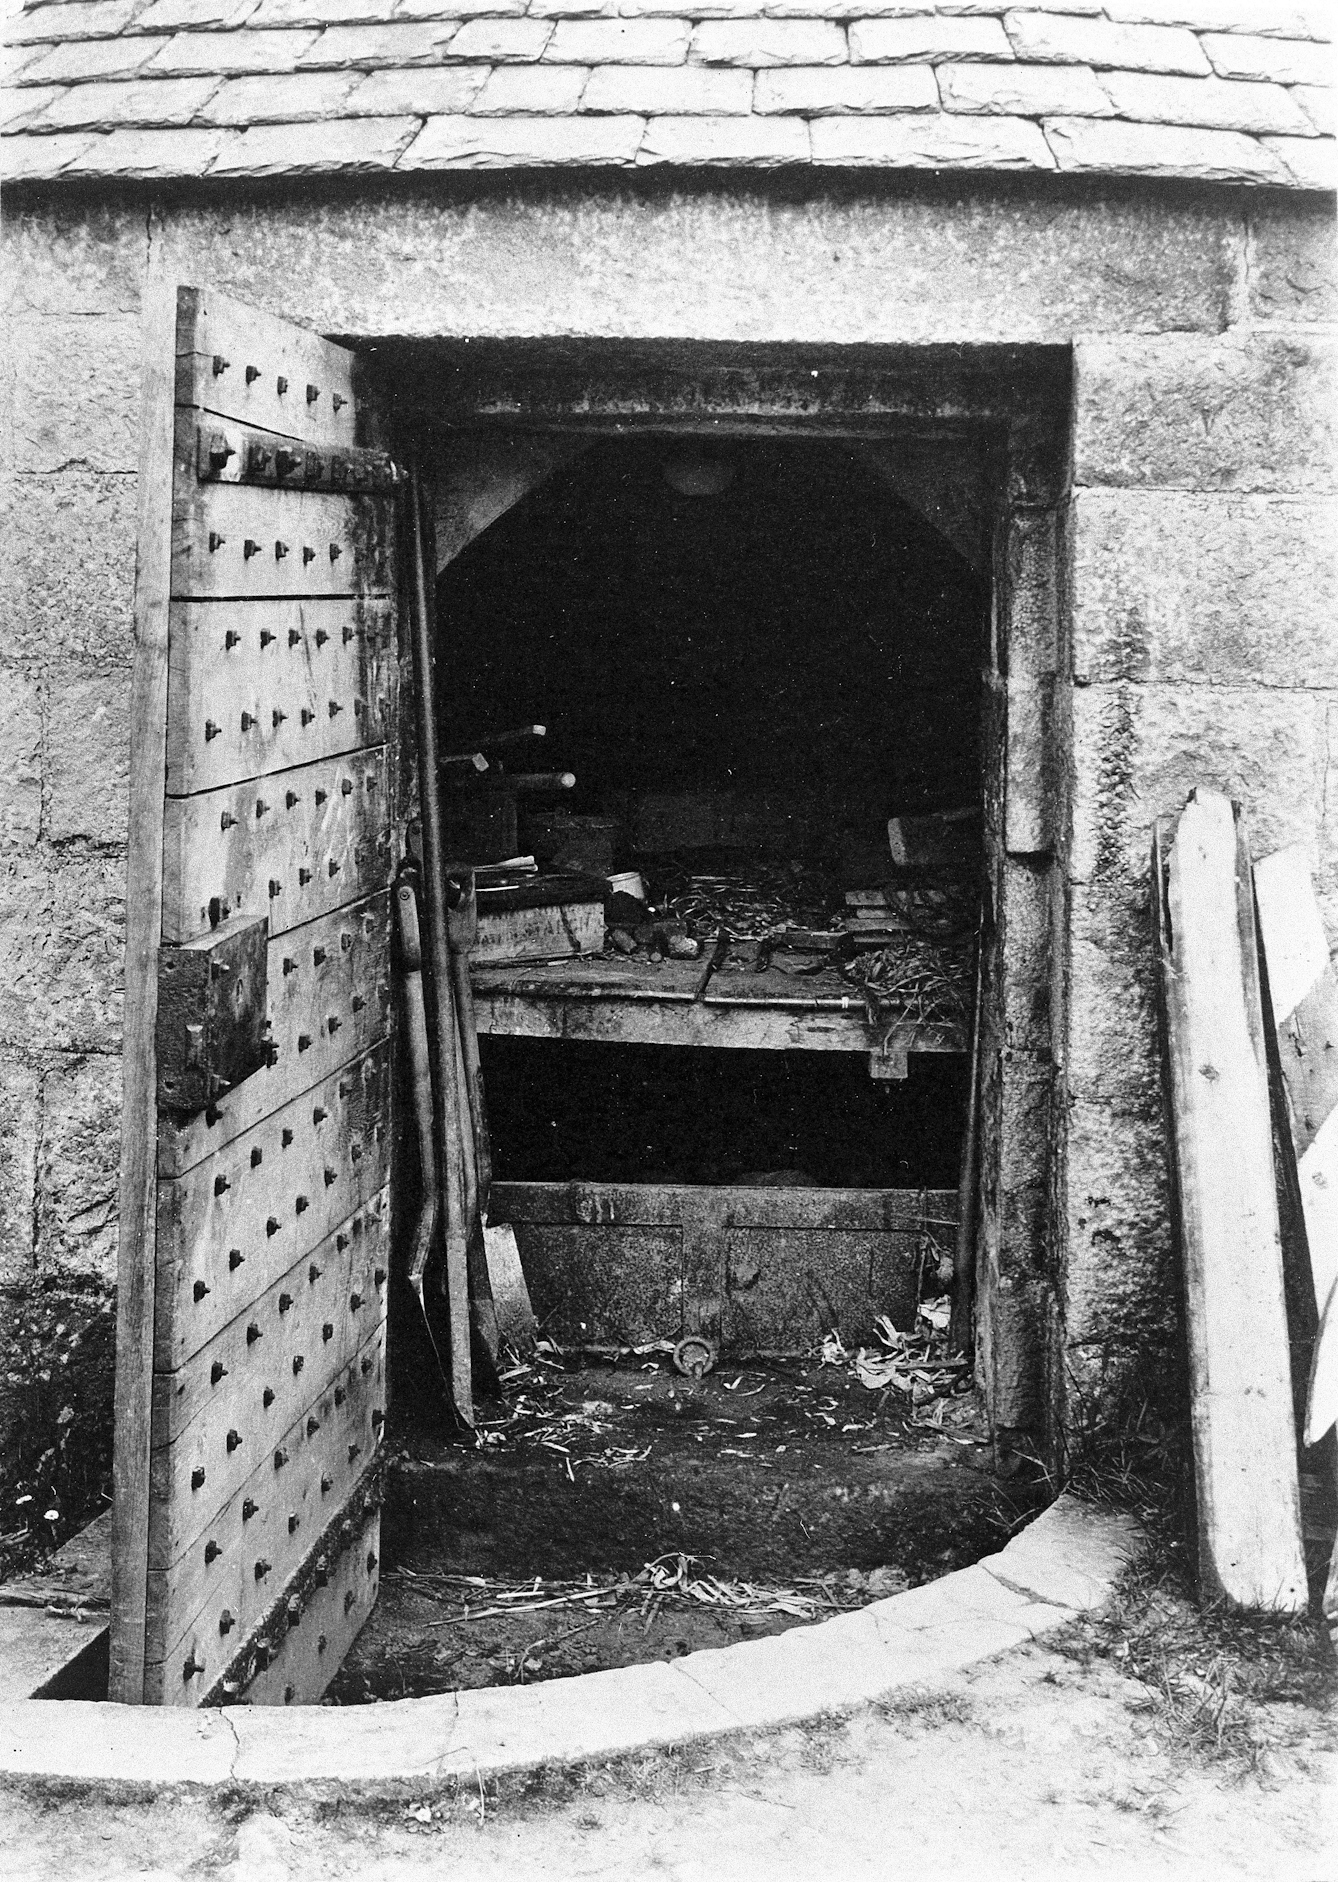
[{"left": 0, "top": 1494, "right": 1137, "bottom": 1791}]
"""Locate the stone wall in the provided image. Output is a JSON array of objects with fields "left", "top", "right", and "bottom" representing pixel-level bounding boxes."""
[{"left": 0, "top": 173, "right": 1332, "bottom": 1495}]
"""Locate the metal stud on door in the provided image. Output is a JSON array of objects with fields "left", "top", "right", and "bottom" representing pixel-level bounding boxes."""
[{"left": 113, "top": 286, "right": 406, "bottom": 1707}]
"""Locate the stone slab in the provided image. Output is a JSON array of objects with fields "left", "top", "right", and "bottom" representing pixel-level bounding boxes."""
[
  {"left": 43, "top": 667, "right": 132, "bottom": 845},
  {"left": 0, "top": 665, "right": 42, "bottom": 852},
  {"left": 0, "top": 1059, "right": 41, "bottom": 1291},
  {"left": 1249, "top": 202, "right": 1338, "bottom": 324},
  {"left": 0, "top": 1609, "right": 107, "bottom": 1705},
  {"left": 1074, "top": 334, "right": 1337, "bottom": 494},
  {"left": 6, "top": 312, "right": 140, "bottom": 476},
  {"left": 36, "top": 1051, "right": 122, "bottom": 1287},
  {"left": 1044, "top": 113, "right": 1287, "bottom": 182},
  {"left": 0, "top": 1698, "right": 236, "bottom": 1781},
  {"left": 0, "top": 845, "right": 126, "bottom": 1055},
  {"left": 0, "top": 474, "right": 138, "bottom": 666},
  {"left": 1069, "top": 489, "right": 1338, "bottom": 687},
  {"left": 982, "top": 1496, "right": 1141, "bottom": 1612}
]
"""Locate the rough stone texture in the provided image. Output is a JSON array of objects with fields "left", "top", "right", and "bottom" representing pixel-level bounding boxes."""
[
  {"left": 148, "top": 28, "right": 323, "bottom": 77},
  {"left": 549, "top": 20, "right": 690, "bottom": 65},
  {"left": 36, "top": 1054, "right": 122, "bottom": 1287},
  {"left": 754, "top": 65, "right": 938, "bottom": 114},
  {"left": 1263, "top": 134, "right": 1337, "bottom": 192},
  {"left": 1099, "top": 69, "right": 1312, "bottom": 135},
  {"left": 1068, "top": 684, "right": 1328, "bottom": 888},
  {"left": 6, "top": 312, "right": 140, "bottom": 476},
  {"left": 341, "top": 66, "right": 487, "bottom": 117},
  {"left": 1200, "top": 30, "right": 1328, "bottom": 86},
  {"left": 1294, "top": 84, "right": 1333, "bottom": 137},
  {"left": 690, "top": 21, "right": 845, "bottom": 66},
  {"left": 0, "top": 846, "right": 126, "bottom": 1057},
  {"left": 471, "top": 66, "right": 589, "bottom": 115},
  {"left": 849, "top": 17, "right": 1012, "bottom": 64},
  {"left": 1068, "top": 489, "right": 1338, "bottom": 686},
  {"left": 431, "top": 20, "right": 551, "bottom": 63},
  {"left": 982, "top": 1492, "right": 1140, "bottom": 1611},
  {"left": 0, "top": 666, "right": 43, "bottom": 851},
  {"left": 1065, "top": 880, "right": 1162, "bottom": 1118},
  {"left": 639, "top": 113, "right": 809, "bottom": 164},
  {"left": 0, "top": 1061, "right": 41, "bottom": 1292},
  {"left": 199, "top": 70, "right": 364, "bottom": 126},
  {"left": 34, "top": 76, "right": 224, "bottom": 135},
  {"left": 43, "top": 668, "right": 133, "bottom": 847},
  {"left": 1249, "top": 200, "right": 1338, "bottom": 323},
  {"left": 810, "top": 112, "right": 1054, "bottom": 168},
  {"left": 1074, "top": 334, "right": 1337, "bottom": 494},
  {"left": 581, "top": 66, "right": 752, "bottom": 113},
  {"left": 937, "top": 59, "right": 1115, "bottom": 117},
  {"left": 1044, "top": 112, "right": 1288, "bottom": 180},
  {"left": 0, "top": 475, "right": 138, "bottom": 667},
  {"left": 405, "top": 112, "right": 644, "bottom": 166},
  {"left": 1003, "top": 13, "right": 1211, "bottom": 77}
]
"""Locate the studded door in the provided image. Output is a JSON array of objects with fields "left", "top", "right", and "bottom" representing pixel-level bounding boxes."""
[{"left": 112, "top": 286, "right": 403, "bottom": 1706}]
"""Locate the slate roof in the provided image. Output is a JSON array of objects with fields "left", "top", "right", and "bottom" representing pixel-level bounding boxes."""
[{"left": 1, "top": 0, "right": 1332, "bottom": 188}]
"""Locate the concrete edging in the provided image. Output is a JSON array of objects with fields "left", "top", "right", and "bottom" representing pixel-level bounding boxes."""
[{"left": 0, "top": 1494, "right": 1138, "bottom": 1791}]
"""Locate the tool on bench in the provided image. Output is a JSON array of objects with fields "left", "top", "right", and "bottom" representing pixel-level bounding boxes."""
[
  {"left": 474, "top": 724, "right": 547, "bottom": 751},
  {"left": 508, "top": 771, "right": 576, "bottom": 795},
  {"left": 439, "top": 751, "right": 489, "bottom": 774},
  {"left": 693, "top": 926, "right": 730, "bottom": 1002}
]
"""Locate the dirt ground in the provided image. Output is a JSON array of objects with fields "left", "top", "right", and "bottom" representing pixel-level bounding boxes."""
[
  {"left": 3, "top": 1628, "right": 1333, "bottom": 1882},
  {"left": 329, "top": 1346, "right": 1040, "bottom": 1700}
]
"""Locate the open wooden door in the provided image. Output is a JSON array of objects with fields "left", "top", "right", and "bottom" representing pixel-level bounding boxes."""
[{"left": 111, "top": 285, "right": 404, "bottom": 1705}]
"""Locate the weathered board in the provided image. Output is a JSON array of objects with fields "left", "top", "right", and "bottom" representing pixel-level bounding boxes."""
[
  {"left": 113, "top": 285, "right": 404, "bottom": 1707},
  {"left": 1153, "top": 790, "right": 1307, "bottom": 1614}
]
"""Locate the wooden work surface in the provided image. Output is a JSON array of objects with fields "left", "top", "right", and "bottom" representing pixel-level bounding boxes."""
[{"left": 470, "top": 954, "right": 966, "bottom": 1064}]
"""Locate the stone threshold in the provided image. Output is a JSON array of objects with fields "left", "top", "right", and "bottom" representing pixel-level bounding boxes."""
[{"left": 0, "top": 1494, "right": 1136, "bottom": 1789}]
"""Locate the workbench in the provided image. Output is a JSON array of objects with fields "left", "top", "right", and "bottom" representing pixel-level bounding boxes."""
[{"left": 470, "top": 955, "right": 967, "bottom": 1075}]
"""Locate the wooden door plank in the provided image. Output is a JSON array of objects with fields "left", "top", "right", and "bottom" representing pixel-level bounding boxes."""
[
  {"left": 152, "top": 1187, "right": 388, "bottom": 1450},
  {"left": 226, "top": 1509, "right": 381, "bottom": 1708},
  {"left": 149, "top": 1289, "right": 387, "bottom": 1570},
  {"left": 166, "top": 598, "right": 396, "bottom": 796},
  {"left": 172, "top": 485, "right": 391, "bottom": 603},
  {"left": 111, "top": 277, "right": 181, "bottom": 1706},
  {"left": 144, "top": 1331, "right": 385, "bottom": 1699},
  {"left": 155, "top": 1046, "right": 390, "bottom": 1371},
  {"left": 1153, "top": 790, "right": 1307, "bottom": 1612},
  {"left": 161, "top": 747, "right": 391, "bottom": 945},
  {"left": 158, "top": 895, "right": 391, "bottom": 1177},
  {"left": 175, "top": 287, "right": 368, "bottom": 447}
]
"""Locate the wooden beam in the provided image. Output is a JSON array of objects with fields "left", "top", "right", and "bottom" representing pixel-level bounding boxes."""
[
  {"left": 1153, "top": 789, "right": 1307, "bottom": 1613},
  {"left": 110, "top": 277, "right": 181, "bottom": 1704}
]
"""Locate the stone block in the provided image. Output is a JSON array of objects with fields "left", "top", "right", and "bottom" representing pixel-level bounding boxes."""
[
  {"left": 441, "top": 18, "right": 554, "bottom": 61},
  {"left": 982, "top": 1493, "right": 1140, "bottom": 1612},
  {"left": 398, "top": 0, "right": 525, "bottom": 11},
  {"left": 1068, "top": 683, "right": 1327, "bottom": 889},
  {"left": 145, "top": 27, "right": 321, "bottom": 77},
  {"left": 36, "top": 75, "right": 223, "bottom": 133},
  {"left": 342, "top": 66, "right": 487, "bottom": 117},
  {"left": 403, "top": 112, "right": 643, "bottom": 167},
  {"left": 0, "top": 474, "right": 137, "bottom": 666},
  {"left": 8, "top": 314, "right": 140, "bottom": 476},
  {"left": 1102, "top": 2, "right": 1325, "bottom": 32},
  {"left": 64, "top": 127, "right": 234, "bottom": 181},
  {"left": 1061, "top": 1097, "right": 1176, "bottom": 1365},
  {"left": 547, "top": 17, "right": 687, "bottom": 62},
  {"left": 44, "top": 668, "right": 131, "bottom": 846},
  {"left": 849, "top": 16, "right": 1010, "bottom": 63},
  {"left": 6, "top": 0, "right": 145, "bottom": 42},
  {"left": 1266, "top": 135, "right": 1338, "bottom": 193},
  {"left": 0, "top": 87, "right": 68, "bottom": 136},
  {"left": 290, "top": 20, "right": 461, "bottom": 67},
  {"left": 811, "top": 111, "right": 1053, "bottom": 167},
  {"left": 937, "top": 59, "right": 1113, "bottom": 118},
  {"left": 689, "top": 20, "right": 841, "bottom": 65},
  {"left": 0, "top": 666, "right": 42, "bottom": 851},
  {"left": 671, "top": 1608, "right": 891, "bottom": 1726},
  {"left": 638, "top": 114, "right": 809, "bottom": 164},
  {"left": 137, "top": 0, "right": 262, "bottom": 26},
  {"left": 1069, "top": 490, "right": 1338, "bottom": 687},
  {"left": 0, "top": 846, "right": 125, "bottom": 1055},
  {"left": 17, "top": 37, "right": 169, "bottom": 89},
  {"left": 0, "top": 136, "right": 99, "bottom": 186},
  {"left": 1044, "top": 114, "right": 1288, "bottom": 182},
  {"left": 1003, "top": 12, "right": 1209, "bottom": 77},
  {"left": 1002, "top": 858, "right": 1053, "bottom": 1053},
  {"left": 0, "top": 200, "right": 149, "bottom": 318},
  {"left": 38, "top": 1052, "right": 122, "bottom": 1286},
  {"left": 0, "top": 1060, "right": 40, "bottom": 1291},
  {"left": 209, "top": 117, "right": 420, "bottom": 176},
  {"left": 1320, "top": 700, "right": 1338, "bottom": 937},
  {"left": 754, "top": 64, "right": 936, "bottom": 113},
  {"left": 1005, "top": 676, "right": 1055, "bottom": 855},
  {"left": 1066, "top": 877, "right": 1162, "bottom": 1116},
  {"left": 1100, "top": 70, "right": 1312, "bottom": 136},
  {"left": 467, "top": 66, "right": 589, "bottom": 115},
  {"left": 581, "top": 65, "right": 751, "bottom": 112},
  {"left": 1293, "top": 85, "right": 1334, "bottom": 137},
  {"left": 199, "top": 69, "right": 363, "bottom": 125},
  {"left": 1074, "top": 333, "right": 1337, "bottom": 493},
  {"left": 1200, "top": 31, "right": 1328, "bottom": 87},
  {"left": 0, "top": 1698, "right": 236, "bottom": 1785},
  {"left": 1004, "top": 507, "right": 1059, "bottom": 678}
]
